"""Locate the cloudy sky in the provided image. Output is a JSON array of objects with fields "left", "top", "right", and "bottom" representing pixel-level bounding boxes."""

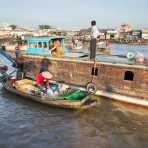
[{"left": 0, "top": 0, "right": 147, "bottom": 28}]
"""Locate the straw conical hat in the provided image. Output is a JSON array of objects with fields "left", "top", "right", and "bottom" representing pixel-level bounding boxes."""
[{"left": 42, "top": 71, "right": 53, "bottom": 79}]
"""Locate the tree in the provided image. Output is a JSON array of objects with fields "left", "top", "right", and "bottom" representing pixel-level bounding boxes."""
[
  {"left": 39, "top": 25, "right": 51, "bottom": 30},
  {"left": 9, "top": 24, "right": 17, "bottom": 30}
]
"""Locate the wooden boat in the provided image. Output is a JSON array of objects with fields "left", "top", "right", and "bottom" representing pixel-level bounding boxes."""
[{"left": 3, "top": 80, "right": 97, "bottom": 110}]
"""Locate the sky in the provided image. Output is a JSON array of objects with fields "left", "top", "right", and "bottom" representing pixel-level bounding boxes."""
[{"left": 0, "top": 0, "right": 147, "bottom": 29}]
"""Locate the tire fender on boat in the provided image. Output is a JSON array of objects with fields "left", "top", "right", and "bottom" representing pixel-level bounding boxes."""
[{"left": 86, "top": 82, "right": 96, "bottom": 94}]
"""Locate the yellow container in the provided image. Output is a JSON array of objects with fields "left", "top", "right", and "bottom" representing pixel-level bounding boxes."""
[{"left": 15, "top": 79, "right": 33, "bottom": 87}]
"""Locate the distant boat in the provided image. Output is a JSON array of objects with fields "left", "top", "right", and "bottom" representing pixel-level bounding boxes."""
[
  {"left": 72, "top": 40, "right": 83, "bottom": 50},
  {"left": 73, "top": 45, "right": 83, "bottom": 50},
  {"left": 97, "top": 41, "right": 112, "bottom": 55},
  {"left": 24, "top": 36, "right": 68, "bottom": 56}
]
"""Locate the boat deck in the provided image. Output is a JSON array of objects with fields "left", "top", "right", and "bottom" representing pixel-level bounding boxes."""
[
  {"left": 65, "top": 51, "right": 148, "bottom": 68},
  {"left": 23, "top": 51, "right": 148, "bottom": 69}
]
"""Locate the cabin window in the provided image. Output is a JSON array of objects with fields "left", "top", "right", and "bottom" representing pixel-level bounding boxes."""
[
  {"left": 95, "top": 68, "right": 98, "bottom": 76},
  {"left": 29, "top": 43, "right": 34, "bottom": 48},
  {"left": 43, "top": 42, "right": 47, "bottom": 48},
  {"left": 38, "top": 42, "right": 42, "bottom": 48},
  {"left": 91, "top": 67, "right": 98, "bottom": 76},
  {"left": 35, "top": 43, "right": 38, "bottom": 48},
  {"left": 124, "top": 71, "right": 134, "bottom": 81},
  {"left": 49, "top": 41, "right": 54, "bottom": 49},
  {"left": 110, "top": 34, "right": 114, "bottom": 38}
]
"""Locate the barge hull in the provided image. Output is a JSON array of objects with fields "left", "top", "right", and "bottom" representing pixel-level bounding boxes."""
[
  {"left": 22, "top": 55, "right": 148, "bottom": 107},
  {"left": 96, "top": 90, "right": 148, "bottom": 108}
]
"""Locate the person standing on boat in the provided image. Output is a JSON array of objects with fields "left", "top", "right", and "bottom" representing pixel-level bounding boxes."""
[
  {"left": 15, "top": 45, "right": 25, "bottom": 79},
  {"left": 15, "top": 45, "right": 21, "bottom": 60},
  {"left": 72, "top": 37, "right": 75, "bottom": 48},
  {"left": 90, "top": 20, "right": 100, "bottom": 60}
]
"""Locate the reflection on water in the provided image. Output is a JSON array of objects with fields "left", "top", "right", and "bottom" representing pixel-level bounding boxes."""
[
  {"left": 0, "top": 88, "right": 148, "bottom": 148},
  {"left": 0, "top": 44, "right": 148, "bottom": 148}
]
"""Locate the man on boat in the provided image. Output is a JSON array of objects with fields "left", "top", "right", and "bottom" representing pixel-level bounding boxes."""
[
  {"left": 15, "top": 45, "right": 24, "bottom": 79},
  {"left": 90, "top": 20, "right": 100, "bottom": 60},
  {"left": 72, "top": 37, "right": 75, "bottom": 48},
  {"left": 15, "top": 45, "right": 21, "bottom": 60}
]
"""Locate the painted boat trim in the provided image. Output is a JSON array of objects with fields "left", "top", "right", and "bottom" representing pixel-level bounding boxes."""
[{"left": 95, "top": 90, "right": 148, "bottom": 107}]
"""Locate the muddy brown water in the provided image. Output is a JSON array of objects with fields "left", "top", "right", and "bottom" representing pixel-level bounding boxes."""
[{"left": 0, "top": 87, "right": 148, "bottom": 148}]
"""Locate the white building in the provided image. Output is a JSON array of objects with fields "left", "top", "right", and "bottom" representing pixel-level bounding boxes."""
[
  {"left": 106, "top": 30, "right": 119, "bottom": 39},
  {"left": 0, "top": 23, "right": 12, "bottom": 31},
  {"left": 142, "top": 28, "right": 148, "bottom": 39}
]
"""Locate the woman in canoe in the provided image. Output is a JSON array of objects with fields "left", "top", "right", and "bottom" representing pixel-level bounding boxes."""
[{"left": 35, "top": 71, "right": 53, "bottom": 94}]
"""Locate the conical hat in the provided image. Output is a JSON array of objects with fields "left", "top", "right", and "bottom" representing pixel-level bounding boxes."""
[{"left": 42, "top": 71, "right": 53, "bottom": 79}]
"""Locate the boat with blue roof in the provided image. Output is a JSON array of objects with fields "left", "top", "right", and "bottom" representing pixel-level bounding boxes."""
[{"left": 24, "top": 36, "right": 68, "bottom": 56}]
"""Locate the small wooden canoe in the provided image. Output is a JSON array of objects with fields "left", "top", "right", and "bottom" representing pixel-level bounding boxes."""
[{"left": 3, "top": 81, "right": 97, "bottom": 110}]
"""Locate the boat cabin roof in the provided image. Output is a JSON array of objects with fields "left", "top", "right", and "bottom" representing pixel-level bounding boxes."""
[{"left": 24, "top": 36, "right": 65, "bottom": 43}]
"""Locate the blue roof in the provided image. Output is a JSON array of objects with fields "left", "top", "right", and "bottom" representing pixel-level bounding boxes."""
[{"left": 24, "top": 36, "right": 65, "bottom": 43}]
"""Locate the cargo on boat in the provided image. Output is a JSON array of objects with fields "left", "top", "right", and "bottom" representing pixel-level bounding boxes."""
[{"left": 3, "top": 78, "right": 96, "bottom": 110}]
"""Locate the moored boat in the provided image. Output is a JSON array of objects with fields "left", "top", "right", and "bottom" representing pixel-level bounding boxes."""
[
  {"left": 24, "top": 36, "right": 68, "bottom": 56},
  {"left": 3, "top": 79, "right": 97, "bottom": 110},
  {"left": 97, "top": 41, "right": 112, "bottom": 55}
]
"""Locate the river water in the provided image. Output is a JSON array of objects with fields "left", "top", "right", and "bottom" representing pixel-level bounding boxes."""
[
  {"left": 110, "top": 43, "right": 148, "bottom": 57},
  {"left": 0, "top": 44, "right": 148, "bottom": 148}
]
